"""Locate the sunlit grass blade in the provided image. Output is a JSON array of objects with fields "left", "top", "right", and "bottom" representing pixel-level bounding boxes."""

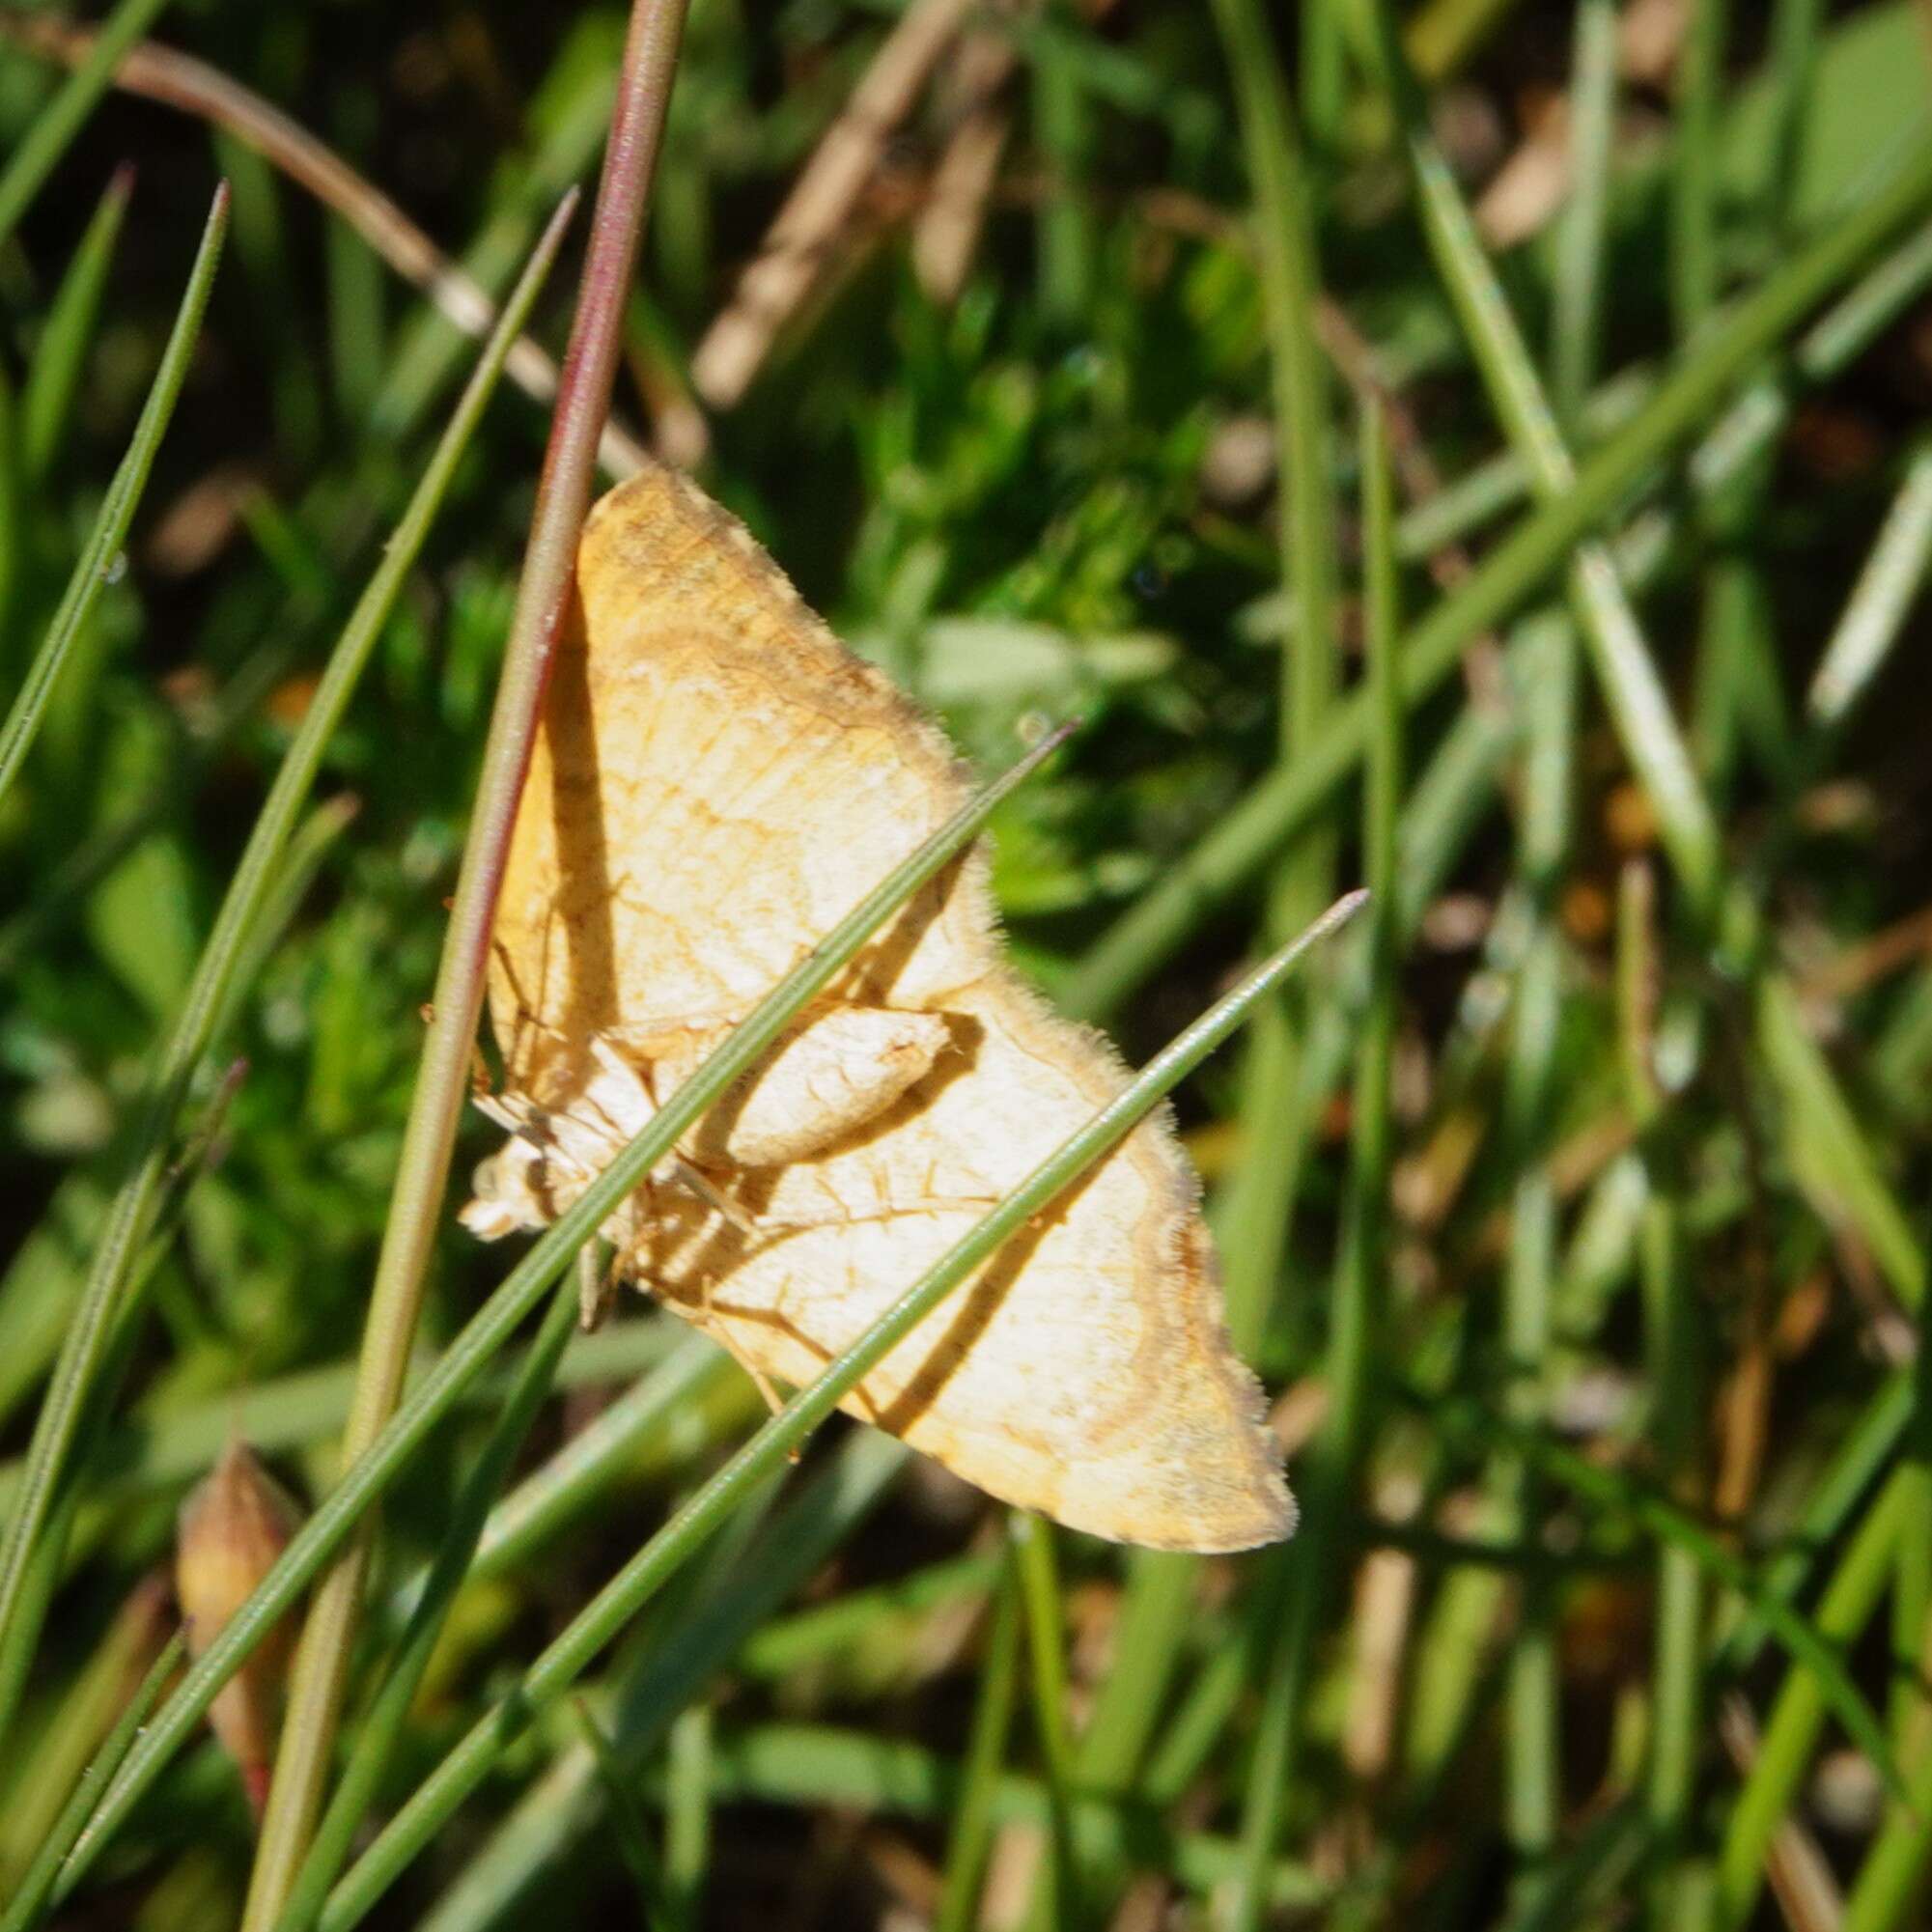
[
  {"left": 1806, "top": 437, "right": 1932, "bottom": 730},
  {"left": 0, "top": 185, "right": 227, "bottom": 815},
  {"left": 0, "top": 188, "right": 578, "bottom": 1885},
  {"left": 1715, "top": 1467, "right": 1910, "bottom": 1926},
  {"left": 48, "top": 716, "right": 1077, "bottom": 1910},
  {"left": 315, "top": 889, "right": 1366, "bottom": 1930}
]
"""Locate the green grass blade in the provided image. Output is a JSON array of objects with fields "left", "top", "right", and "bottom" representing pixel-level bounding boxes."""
[
  {"left": 1013, "top": 1513, "right": 1077, "bottom": 1930},
  {"left": 1670, "top": 0, "right": 1729, "bottom": 338},
  {"left": 0, "top": 1629, "right": 184, "bottom": 1932},
  {"left": 935, "top": 1557, "right": 1022, "bottom": 1932},
  {"left": 1806, "top": 437, "right": 1932, "bottom": 730},
  {"left": 0, "top": 188, "right": 575, "bottom": 1862},
  {"left": 1226, "top": 404, "right": 1402, "bottom": 1932},
  {"left": 272, "top": 1274, "right": 583, "bottom": 1932},
  {"left": 0, "top": 185, "right": 228, "bottom": 815},
  {"left": 0, "top": 0, "right": 172, "bottom": 251},
  {"left": 1549, "top": 0, "right": 1616, "bottom": 429},
  {"left": 21, "top": 164, "right": 134, "bottom": 484}
]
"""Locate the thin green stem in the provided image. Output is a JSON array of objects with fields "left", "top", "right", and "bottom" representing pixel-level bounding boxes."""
[
  {"left": 936, "top": 1559, "right": 1022, "bottom": 1932},
  {"left": 1550, "top": 0, "right": 1616, "bottom": 431},
  {"left": 0, "top": 187, "right": 227, "bottom": 813},
  {"left": 1015, "top": 1515, "right": 1078, "bottom": 1930},
  {"left": 1226, "top": 406, "right": 1400, "bottom": 1932},
  {"left": 1670, "top": 0, "right": 1727, "bottom": 339},
  {"left": 272, "top": 1274, "right": 583, "bottom": 1932},
  {"left": 0, "top": 0, "right": 171, "bottom": 249},
  {"left": 0, "top": 1630, "right": 184, "bottom": 1932}
]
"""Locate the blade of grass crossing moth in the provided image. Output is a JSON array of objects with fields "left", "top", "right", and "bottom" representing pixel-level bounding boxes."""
[
  {"left": 0, "top": 1630, "right": 185, "bottom": 1932},
  {"left": 21, "top": 166, "right": 134, "bottom": 483},
  {"left": 245, "top": 13, "right": 689, "bottom": 1917},
  {"left": 51, "top": 722, "right": 1078, "bottom": 1908},
  {"left": 936, "top": 1556, "right": 1022, "bottom": 1932},
  {"left": 1225, "top": 411, "right": 1400, "bottom": 1932},
  {"left": 314, "top": 892, "right": 1368, "bottom": 1932},
  {"left": 1062, "top": 133, "right": 1932, "bottom": 1021},
  {"left": 1806, "top": 439, "right": 1932, "bottom": 730},
  {"left": 1014, "top": 1513, "right": 1077, "bottom": 1931},
  {"left": 0, "top": 0, "right": 172, "bottom": 250},
  {"left": 0, "top": 190, "right": 565, "bottom": 1737},
  {"left": 0, "top": 186, "right": 227, "bottom": 814},
  {"left": 271, "top": 1274, "right": 583, "bottom": 1932}
]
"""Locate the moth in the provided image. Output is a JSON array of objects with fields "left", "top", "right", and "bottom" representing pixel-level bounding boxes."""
[{"left": 462, "top": 462, "right": 1293, "bottom": 1553}]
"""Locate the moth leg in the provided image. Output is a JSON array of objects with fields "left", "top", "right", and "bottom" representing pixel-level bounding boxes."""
[
  {"left": 668, "top": 1156, "right": 756, "bottom": 1233},
  {"left": 576, "top": 1243, "right": 621, "bottom": 1331}
]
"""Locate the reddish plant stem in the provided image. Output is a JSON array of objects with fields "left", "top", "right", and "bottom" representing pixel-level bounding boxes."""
[{"left": 238, "top": 5, "right": 689, "bottom": 1924}]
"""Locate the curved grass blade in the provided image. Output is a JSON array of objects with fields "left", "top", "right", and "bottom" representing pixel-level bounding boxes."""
[
  {"left": 0, "top": 185, "right": 227, "bottom": 814},
  {"left": 49, "top": 719, "right": 1078, "bottom": 1909},
  {"left": 0, "top": 187, "right": 576, "bottom": 1800}
]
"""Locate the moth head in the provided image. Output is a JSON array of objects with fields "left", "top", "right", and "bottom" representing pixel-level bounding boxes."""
[{"left": 459, "top": 1134, "right": 553, "bottom": 1240}]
